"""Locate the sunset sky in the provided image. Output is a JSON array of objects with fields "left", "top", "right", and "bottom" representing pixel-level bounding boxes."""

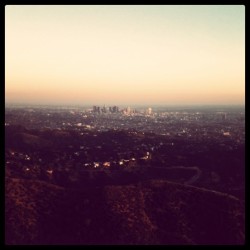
[{"left": 5, "top": 5, "right": 245, "bottom": 106}]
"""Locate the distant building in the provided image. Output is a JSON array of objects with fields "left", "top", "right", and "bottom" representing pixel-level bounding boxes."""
[
  {"left": 146, "top": 107, "right": 152, "bottom": 115},
  {"left": 101, "top": 105, "right": 107, "bottom": 113},
  {"left": 126, "top": 107, "right": 131, "bottom": 115},
  {"left": 113, "top": 106, "right": 119, "bottom": 113},
  {"left": 109, "top": 106, "right": 119, "bottom": 113},
  {"left": 93, "top": 106, "right": 101, "bottom": 114}
]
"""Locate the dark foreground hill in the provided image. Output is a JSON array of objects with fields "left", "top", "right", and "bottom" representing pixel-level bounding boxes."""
[{"left": 5, "top": 177, "right": 244, "bottom": 245}]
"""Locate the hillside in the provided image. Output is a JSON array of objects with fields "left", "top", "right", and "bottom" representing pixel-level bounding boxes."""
[{"left": 5, "top": 177, "right": 245, "bottom": 245}]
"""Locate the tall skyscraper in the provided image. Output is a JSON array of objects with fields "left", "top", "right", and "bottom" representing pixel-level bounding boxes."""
[
  {"left": 127, "top": 107, "right": 131, "bottom": 115},
  {"left": 146, "top": 107, "right": 152, "bottom": 115}
]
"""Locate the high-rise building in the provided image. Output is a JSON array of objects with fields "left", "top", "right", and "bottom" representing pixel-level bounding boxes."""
[
  {"left": 146, "top": 107, "right": 152, "bottom": 115},
  {"left": 93, "top": 106, "right": 101, "bottom": 114},
  {"left": 113, "top": 106, "right": 119, "bottom": 113},
  {"left": 93, "top": 106, "right": 97, "bottom": 113},
  {"left": 101, "top": 105, "right": 107, "bottom": 113},
  {"left": 126, "top": 107, "right": 131, "bottom": 115}
]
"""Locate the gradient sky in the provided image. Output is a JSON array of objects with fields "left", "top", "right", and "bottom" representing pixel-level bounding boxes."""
[{"left": 5, "top": 5, "right": 245, "bottom": 106}]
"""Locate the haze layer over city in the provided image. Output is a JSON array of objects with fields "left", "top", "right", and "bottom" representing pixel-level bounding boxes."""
[{"left": 5, "top": 5, "right": 245, "bottom": 245}]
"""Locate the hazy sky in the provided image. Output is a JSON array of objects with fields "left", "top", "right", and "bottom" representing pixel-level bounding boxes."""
[{"left": 5, "top": 5, "right": 245, "bottom": 106}]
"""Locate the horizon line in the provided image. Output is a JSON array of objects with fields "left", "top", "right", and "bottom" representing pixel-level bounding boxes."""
[{"left": 5, "top": 102, "right": 245, "bottom": 108}]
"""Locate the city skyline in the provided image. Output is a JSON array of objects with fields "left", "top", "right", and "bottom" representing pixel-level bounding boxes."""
[{"left": 5, "top": 5, "right": 245, "bottom": 106}]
